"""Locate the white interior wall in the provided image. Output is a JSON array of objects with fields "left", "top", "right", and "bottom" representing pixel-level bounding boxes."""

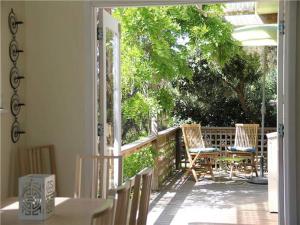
[
  {"left": 1, "top": 1, "right": 94, "bottom": 199},
  {"left": 1, "top": 1, "right": 26, "bottom": 201},
  {"left": 24, "top": 1, "right": 94, "bottom": 197}
]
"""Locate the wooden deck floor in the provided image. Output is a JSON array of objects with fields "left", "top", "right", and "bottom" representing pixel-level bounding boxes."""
[{"left": 147, "top": 174, "right": 278, "bottom": 225}]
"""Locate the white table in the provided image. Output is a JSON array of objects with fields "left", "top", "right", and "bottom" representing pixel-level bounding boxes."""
[{"left": 0, "top": 197, "right": 113, "bottom": 225}]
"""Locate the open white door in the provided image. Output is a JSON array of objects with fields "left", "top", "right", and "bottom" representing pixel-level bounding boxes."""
[
  {"left": 97, "top": 9, "right": 121, "bottom": 193},
  {"left": 97, "top": 9, "right": 121, "bottom": 157}
]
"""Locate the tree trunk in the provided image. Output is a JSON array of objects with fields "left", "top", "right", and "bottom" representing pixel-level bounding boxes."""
[{"left": 236, "top": 91, "right": 249, "bottom": 116}]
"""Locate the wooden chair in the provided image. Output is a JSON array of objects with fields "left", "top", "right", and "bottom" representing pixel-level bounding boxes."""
[
  {"left": 181, "top": 124, "right": 220, "bottom": 181},
  {"left": 109, "top": 167, "right": 153, "bottom": 225},
  {"left": 136, "top": 168, "right": 153, "bottom": 225},
  {"left": 128, "top": 175, "right": 141, "bottom": 225},
  {"left": 74, "top": 154, "right": 123, "bottom": 199},
  {"left": 114, "top": 180, "right": 132, "bottom": 225},
  {"left": 18, "top": 144, "right": 59, "bottom": 195},
  {"left": 90, "top": 201, "right": 114, "bottom": 225},
  {"left": 227, "top": 124, "right": 259, "bottom": 177}
]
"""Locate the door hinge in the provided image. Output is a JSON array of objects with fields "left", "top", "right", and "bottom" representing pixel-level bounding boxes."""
[
  {"left": 98, "top": 123, "right": 104, "bottom": 137},
  {"left": 278, "top": 123, "right": 284, "bottom": 137},
  {"left": 97, "top": 27, "right": 103, "bottom": 41},
  {"left": 279, "top": 20, "right": 285, "bottom": 35}
]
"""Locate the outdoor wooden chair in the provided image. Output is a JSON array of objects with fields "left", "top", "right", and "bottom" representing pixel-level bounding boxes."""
[
  {"left": 227, "top": 124, "right": 259, "bottom": 177},
  {"left": 74, "top": 154, "right": 122, "bottom": 199},
  {"left": 18, "top": 144, "right": 59, "bottom": 195},
  {"left": 181, "top": 124, "right": 220, "bottom": 181}
]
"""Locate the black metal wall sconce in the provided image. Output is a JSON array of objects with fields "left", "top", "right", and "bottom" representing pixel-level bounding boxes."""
[
  {"left": 9, "top": 40, "right": 23, "bottom": 62},
  {"left": 10, "top": 94, "right": 25, "bottom": 116},
  {"left": 11, "top": 120, "right": 26, "bottom": 143},
  {"left": 10, "top": 66, "right": 25, "bottom": 89},
  {"left": 8, "top": 9, "right": 23, "bottom": 35},
  {"left": 8, "top": 8, "right": 25, "bottom": 143}
]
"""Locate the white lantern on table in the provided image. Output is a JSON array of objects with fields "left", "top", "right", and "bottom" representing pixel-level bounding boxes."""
[{"left": 18, "top": 174, "right": 55, "bottom": 220}]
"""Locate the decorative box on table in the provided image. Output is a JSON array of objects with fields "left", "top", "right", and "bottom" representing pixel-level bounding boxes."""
[{"left": 18, "top": 174, "right": 55, "bottom": 220}]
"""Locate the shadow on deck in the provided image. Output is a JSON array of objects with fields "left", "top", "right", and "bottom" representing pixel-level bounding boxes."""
[{"left": 147, "top": 173, "right": 278, "bottom": 225}]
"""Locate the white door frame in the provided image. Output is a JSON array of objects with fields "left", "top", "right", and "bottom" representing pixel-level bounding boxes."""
[
  {"left": 0, "top": 1, "right": 2, "bottom": 203},
  {"left": 89, "top": 1, "right": 297, "bottom": 224},
  {"left": 277, "top": 0, "right": 284, "bottom": 224},
  {"left": 91, "top": 0, "right": 251, "bottom": 7},
  {"left": 282, "top": 1, "right": 297, "bottom": 225},
  {"left": 91, "top": 6, "right": 98, "bottom": 157}
]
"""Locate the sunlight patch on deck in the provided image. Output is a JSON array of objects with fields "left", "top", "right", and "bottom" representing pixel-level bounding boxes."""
[{"left": 147, "top": 177, "right": 278, "bottom": 225}]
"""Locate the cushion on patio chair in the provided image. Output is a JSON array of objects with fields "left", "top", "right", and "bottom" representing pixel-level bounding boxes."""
[
  {"left": 189, "top": 147, "right": 219, "bottom": 153},
  {"left": 227, "top": 146, "right": 256, "bottom": 153}
]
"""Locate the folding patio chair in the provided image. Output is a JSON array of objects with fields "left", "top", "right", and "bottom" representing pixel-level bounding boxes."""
[
  {"left": 227, "top": 124, "right": 259, "bottom": 177},
  {"left": 181, "top": 124, "right": 220, "bottom": 181}
]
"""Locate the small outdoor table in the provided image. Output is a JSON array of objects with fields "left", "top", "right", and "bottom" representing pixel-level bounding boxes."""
[
  {"left": 0, "top": 197, "right": 113, "bottom": 225},
  {"left": 216, "top": 155, "right": 249, "bottom": 178}
]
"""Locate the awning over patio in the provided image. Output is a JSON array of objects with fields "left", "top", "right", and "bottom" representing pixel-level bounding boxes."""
[{"left": 232, "top": 24, "right": 278, "bottom": 46}]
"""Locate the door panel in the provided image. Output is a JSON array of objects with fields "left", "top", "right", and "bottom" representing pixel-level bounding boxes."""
[
  {"left": 97, "top": 9, "right": 121, "bottom": 157},
  {"left": 97, "top": 9, "right": 121, "bottom": 193}
]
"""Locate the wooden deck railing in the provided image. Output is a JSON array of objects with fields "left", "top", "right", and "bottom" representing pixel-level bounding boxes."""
[
  {"left": 121, "top": 127, "right": 181, "bottom": 190},
  {"left": 120, "top": 126, "right": 276, "bottom": 190}
]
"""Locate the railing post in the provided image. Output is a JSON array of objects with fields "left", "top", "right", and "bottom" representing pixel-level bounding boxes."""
[
  {"left": 118, "top": 156, "right": 123, "bottom": 186},
  {"left": 151, "top": 139, "right": 159, "bottom": 191},
  {"left": 175, "top": 128, "right": 182, "bottom": 170},
  {"left": 151, "top": 115, "right": 159, "bottom": 190},
  {"left": 151, "top": 116, "right": 158, "bottom": 136}
]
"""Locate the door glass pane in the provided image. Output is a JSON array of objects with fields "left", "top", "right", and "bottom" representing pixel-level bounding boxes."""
[{"left": 106, "top": 28, "right": 116, "bottom": 154}]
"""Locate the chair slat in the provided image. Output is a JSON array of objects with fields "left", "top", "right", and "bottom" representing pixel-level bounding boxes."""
[
  {"left": 137, "top": 168, "right": 153, "bottom": 225},
  {"left": 74, "top": 154, "right": 122, "bottom": 199},
  {"left": 90, "top": 202, "right": 114, "bottom": 225},
  {"left": 114, "top": 180, "right": 131, "bottom": 225},
  {"left": 129, "top": 174, "right": 140, "bottom": 225},
  {"left": 18, "top": 145, "right": 59, "bottom": 195}
]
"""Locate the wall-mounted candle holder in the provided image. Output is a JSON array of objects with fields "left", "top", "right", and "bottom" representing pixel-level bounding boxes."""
[
  {"left": 9, "top": 40, "right": 23, "bottom": 63},
  {"left": 11, "top": 120, "right": 26, "bottom": 143},
  {"left": 8, "top": 9, "right": 23, "bottom": 35},
  {"left": 10, "top": 66, "right": 24, "bottom": 89},
  {"left": 10, "top": 93, "right": 25, "bottom": 116},
  {"left": 9, "top": 8, "right": 25, "bottom": 143}
]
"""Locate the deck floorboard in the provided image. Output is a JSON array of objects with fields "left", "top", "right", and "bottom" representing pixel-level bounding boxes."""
[{"left": 147, "top": 174, "right": 278, "bottom": 225}]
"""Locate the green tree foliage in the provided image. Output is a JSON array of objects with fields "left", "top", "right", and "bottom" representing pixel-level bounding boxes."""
[
  {"left": 114, "top": 5, "right": 277, "bottom": 180},
  {"left": 123, "top": 146, "right": 157, "bottom": 180},
  {"left": 113, "top": 5, "right": 239, "bottom": 143},
  {"left": 173, "top": 49, "right": 277, "bottom": 127}
]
